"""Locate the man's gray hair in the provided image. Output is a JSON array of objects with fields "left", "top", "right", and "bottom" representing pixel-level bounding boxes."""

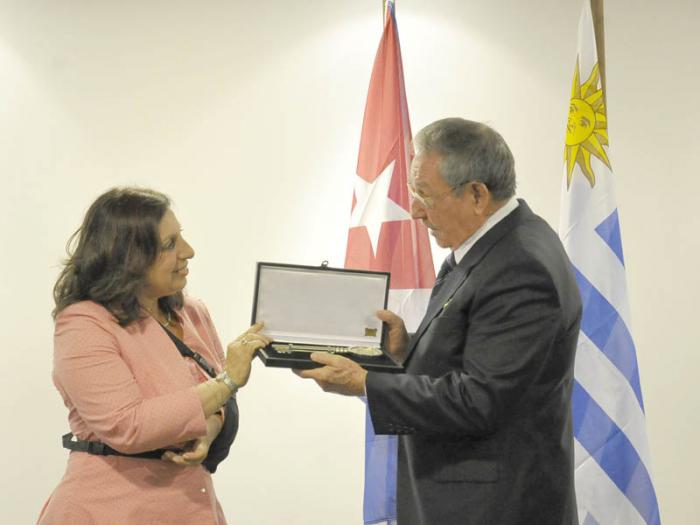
[{"left": 413, "top": 118, "right": 516, "bottom": 201}]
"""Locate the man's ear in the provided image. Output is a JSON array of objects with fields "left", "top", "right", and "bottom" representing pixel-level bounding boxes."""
[{"left": 470, "top": 182, "right": 492, "bottom": 213}]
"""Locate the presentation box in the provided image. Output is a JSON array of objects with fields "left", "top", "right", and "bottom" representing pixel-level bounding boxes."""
[{"left": 252, "top": 262, "right": 403, "bottom": 372}]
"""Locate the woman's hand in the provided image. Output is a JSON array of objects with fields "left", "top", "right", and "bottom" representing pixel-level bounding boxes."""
[
  {"left": 161, "top": 414, "right": 223, "bottom": 467},
  {"left": 224, "top": 322, "right": 271, "bottom": 388},
  {"left": 194, "top": 323, "right": 271, "bottom": 417}
]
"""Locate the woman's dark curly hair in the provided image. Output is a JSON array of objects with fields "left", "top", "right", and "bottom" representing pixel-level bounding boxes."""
[{"left": 53, "top": 187, "right": 184, "bottom": 326}]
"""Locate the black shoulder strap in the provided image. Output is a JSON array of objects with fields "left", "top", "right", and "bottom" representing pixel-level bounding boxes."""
[{"left": 161, "top": 326, "right": 217, "bottom": 379}]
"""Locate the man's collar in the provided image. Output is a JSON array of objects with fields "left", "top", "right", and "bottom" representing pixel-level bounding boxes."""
[{"left": 453, "top": 197, "right": 519, "bottom": 264}]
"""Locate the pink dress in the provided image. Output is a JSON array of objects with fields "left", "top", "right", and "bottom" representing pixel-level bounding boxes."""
[{"left": 37, "top": 298, "right": 229, "bottom": 525}]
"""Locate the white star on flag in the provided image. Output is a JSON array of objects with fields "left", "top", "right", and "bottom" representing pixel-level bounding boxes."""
[{"left": 349, "top": 160, "right": 411, "bottom": 255}]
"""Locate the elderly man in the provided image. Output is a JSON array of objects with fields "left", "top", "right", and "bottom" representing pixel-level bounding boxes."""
[{"left": 298, "top": 118, "right": 581, "bottom": 525}]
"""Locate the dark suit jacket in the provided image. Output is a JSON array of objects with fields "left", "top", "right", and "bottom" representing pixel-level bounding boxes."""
[{"left": 366, "top": 200, "right": 581, "bottom": 525}]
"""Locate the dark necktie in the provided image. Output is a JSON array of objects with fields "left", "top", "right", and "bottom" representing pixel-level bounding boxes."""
[{"left": 430, "top": 253, "right": 456, "bottom": 299}]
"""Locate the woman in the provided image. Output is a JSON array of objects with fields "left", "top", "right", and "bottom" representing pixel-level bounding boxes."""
[{"left": 37, "top": 187, "right": 269, "bottom": 524}]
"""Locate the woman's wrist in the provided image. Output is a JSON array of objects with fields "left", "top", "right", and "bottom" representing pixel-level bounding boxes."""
[
  {"left": 216, "top": 368, "right": 239, "bottom": 395},
  {"left": 210, "top": 379, "right": 230, "bottom": 407},
  {"left": 206, "top": 413, "right": 223, "bottom": 440},
  {"left": 197, "top": 376, "right": 234, "bottom": 417}
]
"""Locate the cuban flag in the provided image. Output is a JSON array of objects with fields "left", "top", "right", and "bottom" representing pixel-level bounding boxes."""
[
  {"left": 559, "top": 2, "right": 661, "bottom": 524},
  {"left": 345, "top": 1, "right": 435, "bottom": 523}
]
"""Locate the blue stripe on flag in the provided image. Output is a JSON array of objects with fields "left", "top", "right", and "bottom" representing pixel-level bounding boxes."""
[
  {"left": 573, "top": 382, "right": 660, "bottom": 525},
  {"left": 582, "top": 513, "right": 600, "bottom": 525},
  {"left": 573, "top": 266, "right": 644, "bottom": 409},
  {"left": 595, "top": 209, "right": 625, "bottom": 265},
  {"left": 363, "top": 408, "right": 397, "bottom": 524}
]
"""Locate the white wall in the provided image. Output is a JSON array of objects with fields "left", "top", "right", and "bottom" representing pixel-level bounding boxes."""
[{"left": 1, "top": 1, "right": 697, "bottom": 523}]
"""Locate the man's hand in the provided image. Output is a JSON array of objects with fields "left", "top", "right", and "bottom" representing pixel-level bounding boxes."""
[
  {"left": 294, "top": 352, "right": 367, "bottom": 396},
  {"left": 377, "top": 309, "right": 409, "bottom": 363}
]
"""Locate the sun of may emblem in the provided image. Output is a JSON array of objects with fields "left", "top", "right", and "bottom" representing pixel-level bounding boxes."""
[{"left": 565, "top": 58, "right": 611, "bottom": 188}]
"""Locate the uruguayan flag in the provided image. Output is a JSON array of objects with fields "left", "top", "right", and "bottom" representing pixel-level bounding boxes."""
[{"left": 560, "top": 2, "right": 661, "bottom": 524}]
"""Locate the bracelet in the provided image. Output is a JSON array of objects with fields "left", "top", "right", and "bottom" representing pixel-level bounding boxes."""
[{"left": 215, "top": 370, "right": 239, "bottom": 395}]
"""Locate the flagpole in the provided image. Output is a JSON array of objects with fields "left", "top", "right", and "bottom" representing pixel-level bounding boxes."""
[
  {"left": 352, "top": 1, "right": 436, "bottom": 521},
  {"left": 590, "top": 0, "right": 606, "bottom": 104}
]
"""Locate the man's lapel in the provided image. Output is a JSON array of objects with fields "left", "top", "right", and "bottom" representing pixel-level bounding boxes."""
[{"left": 403, "top": 199, "right": 532, "bottom": 365}]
